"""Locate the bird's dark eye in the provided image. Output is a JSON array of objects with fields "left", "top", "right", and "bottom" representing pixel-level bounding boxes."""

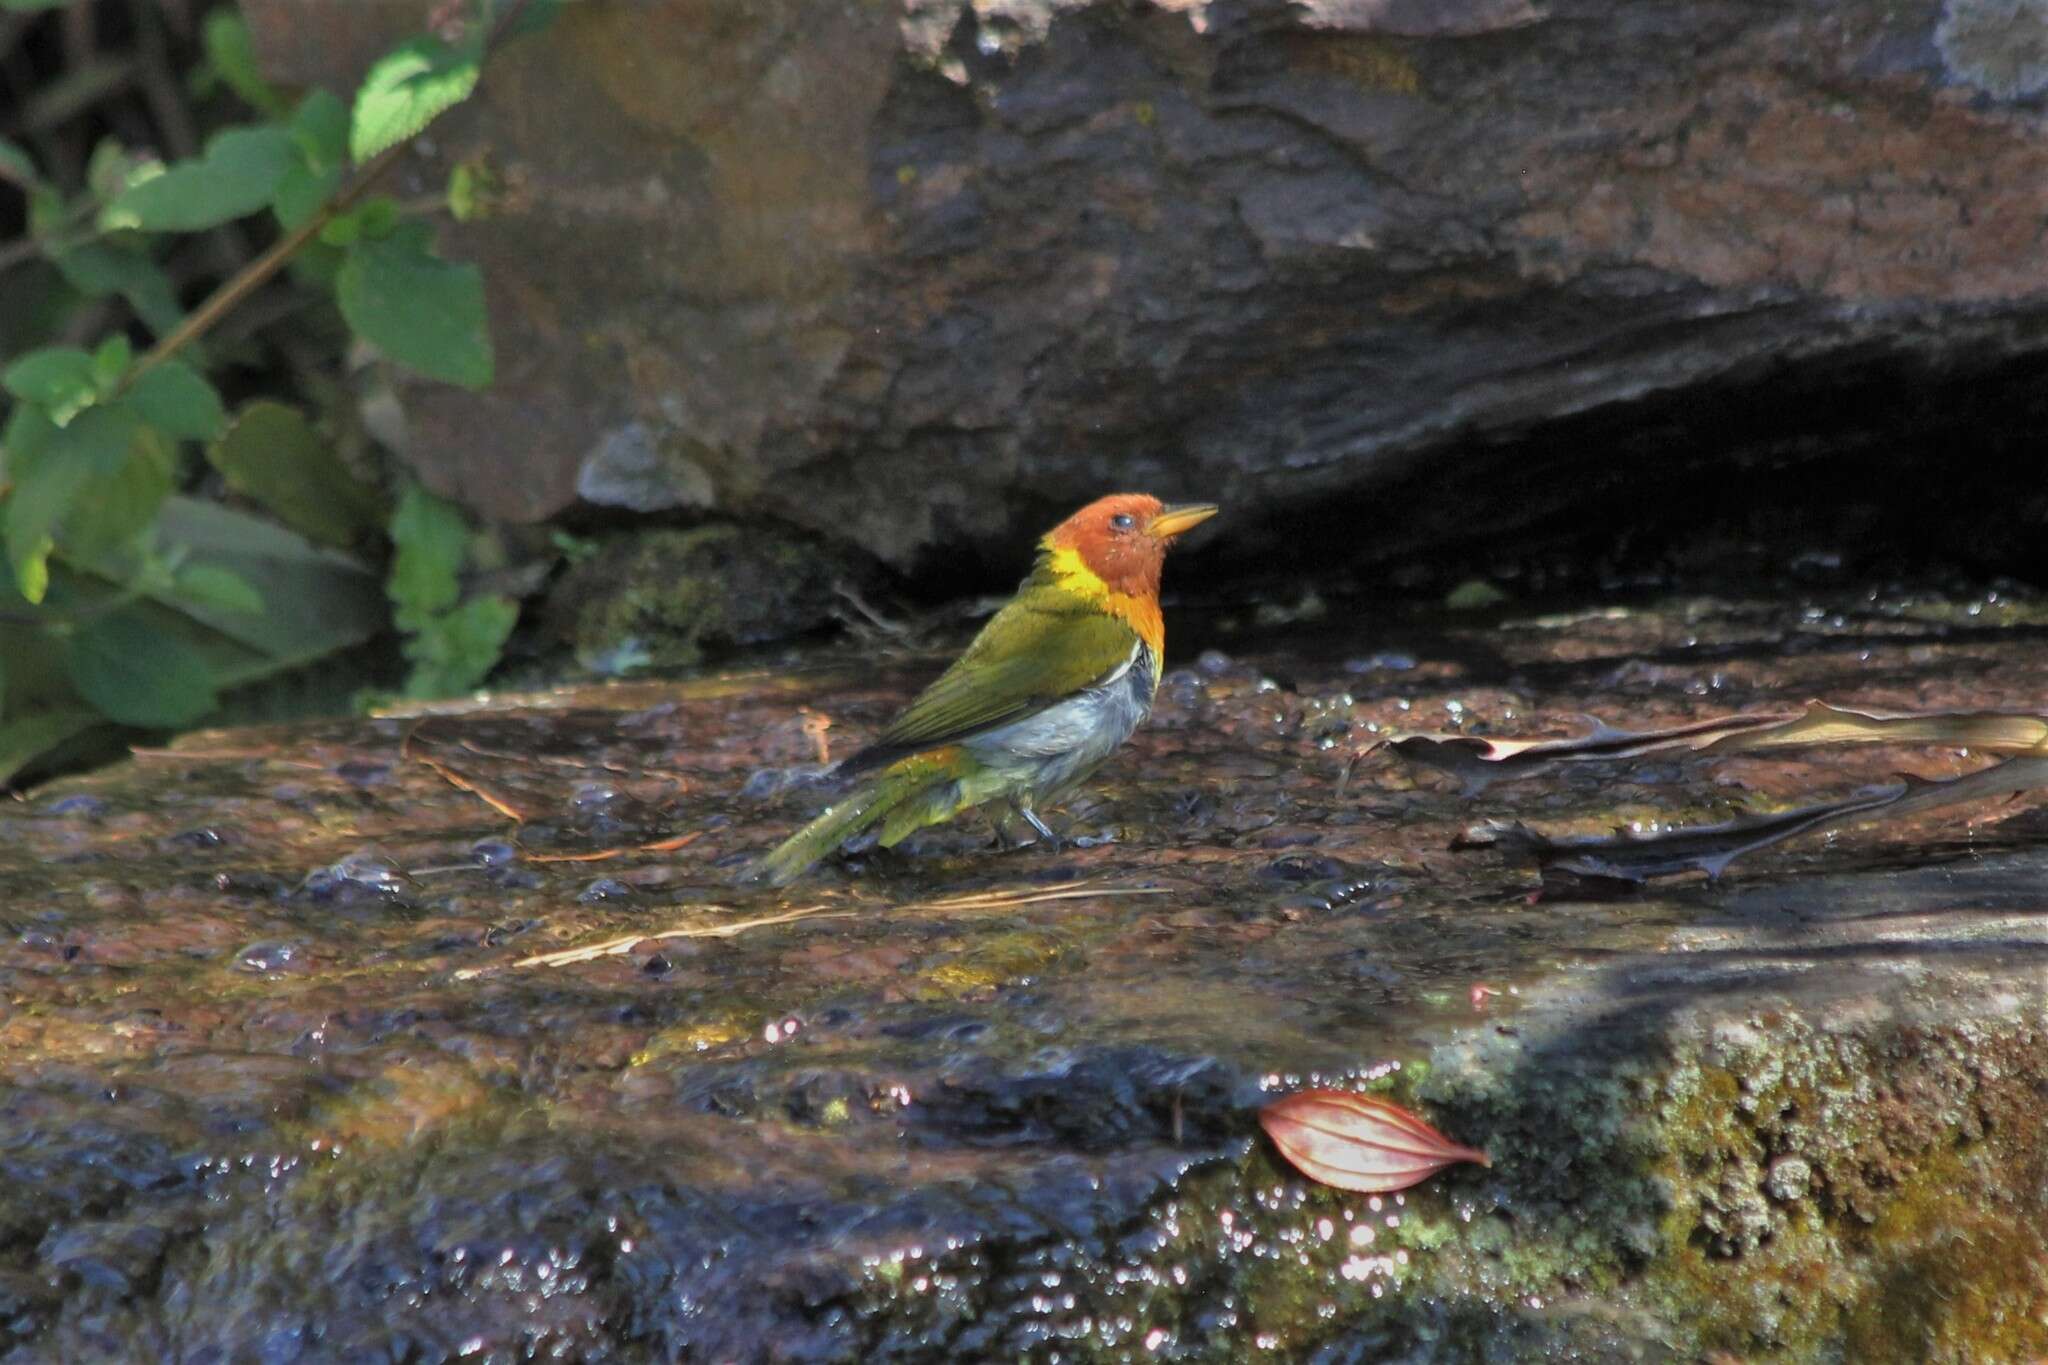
[{"left": 1110, "top": 513, "right": 1135, "bottom": 532}]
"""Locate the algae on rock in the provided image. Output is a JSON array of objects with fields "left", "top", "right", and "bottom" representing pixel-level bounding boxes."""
[{"left": 545, "top": 523, "right": 862, "bottom": 674}]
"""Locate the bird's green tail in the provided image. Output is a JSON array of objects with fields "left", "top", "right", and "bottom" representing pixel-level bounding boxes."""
[{"left": 739, "top": 754, "right": 967, "bottom": 887}]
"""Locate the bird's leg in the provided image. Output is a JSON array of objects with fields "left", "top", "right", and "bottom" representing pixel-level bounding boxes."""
[
  {"left": 1012, "top": 797, "right": 1064, "bottom": 852},
  {"left": 983, "top": 807, "right": 1018, "bottom": 851}
]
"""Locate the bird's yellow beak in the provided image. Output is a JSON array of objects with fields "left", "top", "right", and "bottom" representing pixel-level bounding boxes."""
[{"left": 1147, "top": 503, "right": 1219, "bottom": 540}]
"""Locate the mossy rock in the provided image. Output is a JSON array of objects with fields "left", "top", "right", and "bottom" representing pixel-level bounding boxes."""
[{"left": 544, "top": 523, "right": 861, "bottom": 673}]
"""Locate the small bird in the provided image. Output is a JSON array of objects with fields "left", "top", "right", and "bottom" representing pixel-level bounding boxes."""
[{"left": 743, "top": 493, "right": 1218, "bottom": 886}]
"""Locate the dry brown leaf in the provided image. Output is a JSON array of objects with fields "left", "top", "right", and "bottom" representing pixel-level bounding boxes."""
[
  {"left": 1383, "top": 700, "right": 2048, "bottom": 791},
  {"left": 1261, "top": 1089, "right": 1490, "bottom": 1193}
]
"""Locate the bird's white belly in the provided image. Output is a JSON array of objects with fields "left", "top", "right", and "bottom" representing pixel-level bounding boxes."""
[{"left": 963, "top": 644, "right": 1157, "bottom": 793}]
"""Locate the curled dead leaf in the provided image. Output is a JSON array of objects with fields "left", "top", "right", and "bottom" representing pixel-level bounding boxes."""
[
  {"left": 1380, "top": 700, "right": 2048, "bottom": 792},
  {"left": 1260, "top": 1089, "right": 1490, "bottom": 1194}
]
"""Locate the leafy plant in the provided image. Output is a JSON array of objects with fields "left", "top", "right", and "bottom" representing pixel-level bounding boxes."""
[{"left": 0, "top": 0, "right": 549, "bottom": 785}]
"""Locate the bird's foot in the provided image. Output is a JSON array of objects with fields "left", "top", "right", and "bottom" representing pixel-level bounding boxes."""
[{"left": 1016, "top": 803, "right": 1065, "bottom": 853}]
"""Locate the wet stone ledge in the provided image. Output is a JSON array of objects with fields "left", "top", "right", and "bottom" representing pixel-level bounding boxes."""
[{"left": 3, "top": 586, "right": 2048, "bottom": 1360}]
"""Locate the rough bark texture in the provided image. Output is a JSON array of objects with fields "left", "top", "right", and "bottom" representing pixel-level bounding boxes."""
[{"left": 244, "top": 0, "right": 2048, "bottom": 571}]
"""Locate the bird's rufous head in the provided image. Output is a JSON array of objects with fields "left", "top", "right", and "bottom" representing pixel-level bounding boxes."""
[{"left": 1045, "top": 493, "right": 1219, "bottom": 599}]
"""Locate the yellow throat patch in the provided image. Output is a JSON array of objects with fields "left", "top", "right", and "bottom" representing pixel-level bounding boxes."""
[{"left": 1045, "top": 544, "right": 1165, "bottom": 657}]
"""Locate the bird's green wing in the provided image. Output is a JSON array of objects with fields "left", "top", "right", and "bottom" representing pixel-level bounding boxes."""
[{"left": 837, "top": 594, "right": 1142, "bottom": 775}]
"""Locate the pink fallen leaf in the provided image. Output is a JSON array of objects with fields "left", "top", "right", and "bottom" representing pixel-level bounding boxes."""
[{"left": 1260, "top": 1089, "right": 1491, "bottom": 1194}]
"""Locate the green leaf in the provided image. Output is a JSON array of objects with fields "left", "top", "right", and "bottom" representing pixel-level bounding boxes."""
[
  {"left": 86, "top": 139, "right": 150, "bottom": 204},
  {"left": 3, "top": 346, "right": 96, "bottom": 419},
  {"left": 2, "top": 403, "right": 144, "bottom": 601},
  {"left": 403, "top": 593, "right": 516, "bottom": 698},
  {"left": 349, "top": 34, "right": 482, "bottom": 165},
  {"left": 273, "top": 161, "right": 340, "bottom": 230},
  {"left": 53, "top": 241, "right": 184, "bottom": 338},
  {"left": 386, "top": 483, "right": 469, "bottom": 629},
  {"left": 355, "top": 196, "right": 400, "bottom": 239},
  {"left": 127, "top": 361, "right": 226, "bottom": 442},
  {"left": 0, "top": 0, "right": 72, "bottom": 12},
  {"left": 337, "top": 223, "right": 493, "bottom": 388},
  {"left": 0, "top": 709, "right": 101, "bottom": 787},
  {"left": 1, "top": 406, "right": 63, "bottom": 602},
  {"left": 318, "top": 210, "right": 363, "bottom": 248},
  {"left": 0, "top": 137, "right": 34, "bottom": 184},
  {"left": 3, "top": 404, "right": 163, "bottom": 592},
  {"left": 447, "top": 162, "right": 483, "bottom": 221},
  {"left": 207, "top": 400, "right": 383, "bottom": 548},
  {"left": 66, "top": 608, "right": 218, "bottom": 728},
  {"left": 172, "top": 564, "right": 264, "bottom": 615},
  {"left": 290, "top": 88, "right": 350, "bottom": 169},
  {"left": 2, "top": 400, "right": 58, "bottom": 466},
  {"left": 272, "top": 90, "right": 349, "bottom": 230},
  {"left": 105, "top": 126, "right": 293, "bottom": 232},
  {"left": 60, "top": 431, "right": 173, "bottom": 560},
  {"left": 91, "top": 335, "right": 133, "bottom": 393},
  {"left": 200, "top": 9, "right": 288, "bottom": 118},
  {"left": 142, "top": 497, "right": 383, "bottom": 670}
]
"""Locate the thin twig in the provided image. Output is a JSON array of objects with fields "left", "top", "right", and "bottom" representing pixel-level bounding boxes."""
[
  {"left": 903, "top": 881, "right": 1175, "bottom": 911},
  {"left": 461, "top": 881, "right": 1179, "bottom": 979},
  {"left": 126, "top": 0, "right": 541, "bottom": 385},
  {"left": 456, "top": 904, "right": 853, "bottom": 977},
  {"left": 125, "top": 140, "right": 407, "bottom": 386}
]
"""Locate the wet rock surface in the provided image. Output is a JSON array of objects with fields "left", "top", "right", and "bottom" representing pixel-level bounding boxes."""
[
  {"left": 6, "top": 584, "right": 2048, "bottom": 1360},
  {"left": 247, "top": 0, "right": 2048, "bottom": 575}
]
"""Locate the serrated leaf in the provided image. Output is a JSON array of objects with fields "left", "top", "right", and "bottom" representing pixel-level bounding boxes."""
[
  {"left": 402, "top": 593, "right": 516, "bottom": 698},
  {"left": 3, "top": 346, "right": 96, "bottom": 418},
  {"left": 200, "top": 9, "right": 288, "bottom": 118},
  {"left": 386, "top": 482, "right": 468, "bottom": 629},
  {"left": 337, "top": 223, "right": 493, "bottom": 388},
  {"left": 1260, "top": 1090, "right": 1491, "bottom": 1195},
  {"left": 349, "top": 34, "right": 481, "bottom": 165},
  {"left": 172, "top": 564, "right": 264, "bottom": 615},
  {"left": 65, "top": 608, "right": 218, "bottom": 728},
  {"left": 127, "top": 361, "right": 226, "bottom": 442},
  {"left": 0, "top": 137, "right": 35, "bottom": 184},
  {"left": 106, "top": 126, "right": 292, "bottom": 232},
  {"left": 0, "top": 709, "right": 102, "bottom": 787},
  {"left": 207, "top": 400, "right": 383, "bottom": 549}
]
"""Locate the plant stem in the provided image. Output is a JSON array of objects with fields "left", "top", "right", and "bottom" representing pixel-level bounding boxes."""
[
  {"left": 126, "top": 141, "right": 408, "bottom": 387},
  {"left": 124, "top": 0, "right": 536, "bottom": 388}
]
